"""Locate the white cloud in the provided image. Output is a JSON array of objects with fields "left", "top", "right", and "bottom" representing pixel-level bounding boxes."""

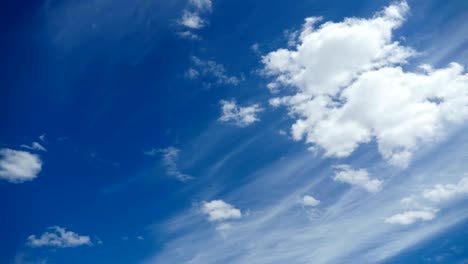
[
  {"left": 189, "top": 0, "right": 212, "bottom": 12},
  {"left": 189, "top": 56, "right": 242, "bottom": 86},
  {"left": 219, "top": 100, "right": 263, "bottom": 127},
  {"left": 27, "top": 226, "right": 93, "bottom": 248},
  {"left": 0, "top": 149, "right": 42, "bottom": 183},
  {"left": 178, "top": 0, "right": 213, "bottom": 37},
  {"left": 384, "top": 209, "right": 437, "bottom": 225},
  {"left": 179, "top": 11, "right": 206, "bottom": 29},
  {"left": 333, "top": 165, "right": 382, "bottom": 193},
  {"left": 21, "top": 142, "right": 47, "bottom": 152},
  {"left": 300, "top": 195, "right": 320, "bottom": 207},
  {"left": 145, "top": 147, "right": 194, "bottom": 182},
  {"left": 263, "top": 1, "right": 468, "bottom": 168},
  {"left": 201, "top": 200, "right": 242, "bottom": 222},
  {"left": 422, "top": 176, "right": 468, "bottom": 203}
]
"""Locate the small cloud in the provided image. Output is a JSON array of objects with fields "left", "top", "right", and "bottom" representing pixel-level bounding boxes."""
[
  {"left": 184, "top": 68, "right": 199, "bottom": 79},
  {"left": 20, "top": 142, "right": 47, "bottom": 152},
  {"left": 0, "top": 148, "right": 42, "bottom": 183},
  {"left": 136, "top": 236, "right": 144, "bottom": 240},
  {"left": 300, "top": 195, "right": 320, "bottom": 207},
  {"left": 188, "top": 56, "right": 242, "bottom": 86},
  {"left": 189, "top": 0, "right": 212, "bottom": 12},
  {"left": 219, "top": 100, "right": 263, "bottom": 127},
  {"left": 384, "top": 209, "right": 437, "bottom": 225},
  {"left": 422, "top": 176, "right": 468, "bottom": 203},
  {"left": 201, "top": 200, "right": 242, "bottom": 222},
  {"left": 26, "top": 226, "right": 93, "bottom": 248},
  {"left": 39, "top": 134, "right": 46, "bottom": 142},
  {"left": 144, "top": 147, "right": 194, "bottom": 182},
  {"left": 333, "top": 165, "right": 382, "bottom": 193},
  {"left": 179, "top": 11, "right": 206, "bottom": 29}
]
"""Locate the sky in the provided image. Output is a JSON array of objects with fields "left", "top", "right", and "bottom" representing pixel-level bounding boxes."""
[{"left": 1, "top": 0, "right": 468, "bottom": 263}]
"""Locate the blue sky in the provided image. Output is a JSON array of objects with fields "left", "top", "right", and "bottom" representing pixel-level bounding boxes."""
[{"left": 2, "top": 0, "right": 468, "bottom": 263}]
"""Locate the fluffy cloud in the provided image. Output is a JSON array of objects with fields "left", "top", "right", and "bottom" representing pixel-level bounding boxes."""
[
  {"left": 384, "top": 209, "right": 437, "bottom": 225},
  {"left": 263, "top": 1, "right": 468, "bottom": 167},
  {"left": 219, "top": 100, "right": 263, "bottom": 127},
  {"left": 179, "top": 11, "right": 206, "bottom": 29},
  {"left": 333, "top": 165, "right": 382, "bottom": 193},
  {"left": 422, "top": 176, "right": 468, "bottom": 202},
  {"left": 188, "top": 56, "right": 242, "bottom": 86},
  {"left": 144, "top": 147, "right": 194, "bottom": 182},
  {"left": 27, "top": 226, "right": 93, "bottom": 248},
  {"left": 0, "top": 149, "right": 42, "bottom": 183},
  {"left": 201, "top": 200, "right": 242, "bottom": 221},
  {"left": 178, "top": 0, "right": 213, "bottom": 37},
  {"left": 300, "top": 195, "right": 320, "bottom": 207}
]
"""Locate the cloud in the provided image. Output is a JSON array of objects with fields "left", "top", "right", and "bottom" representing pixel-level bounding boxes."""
[
  {"left": 179, "top": 11, "right": 206, "bottom": 29},
  {"left": 300, "top": 195, "right": 320, "bottom": 207},
  {"left": 189, "top": 0, "right": 212, "bottom": 12},
  {"left": 188, "top": 56, "right": 242, "bottom": 86},
  {"left": 384, "top": 209, "right": 437, "bottom": 225},
  {"left": 422, "top": 176, "right": 468, "bottom": 203},
  {"left": 219, "top": 100, "right": 263, "bottom": 127},
  {"left": 20, "top": 142, "right": 47, "bottom": 152},
  {"left": 145, "top": 147, "right": 194, "bottom": 182},
  {"left": 263, "top": 0, "right": 468, "bottom": 168},
  {"left": 201, "top": 200, "right": 242, "bottom": 221},
  {"left": 0, "top": 149, "right": 42, "bottom": 183},
  {"left": 333, "top": 165, "right": 382, "bottom": 193},
  {"left": 26, "top": 226, "right": 93, "bottom": 248},
  {"left": 177, "top": 0, "right": 213, "bottom": 37}
]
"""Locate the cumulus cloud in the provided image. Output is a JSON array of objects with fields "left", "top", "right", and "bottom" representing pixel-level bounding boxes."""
[
  {"left": 0, "top": 149, "right": 42, "bottom": 183},
  {"left": 263, "top": 1, "right": 468, "bottom": 168},
  {"left": 422, "top": 176, "right": 468, "bottom": 203},
  {"left": 333, "top": 165, "right": 382, "bottom": 193},
  {"left": 300, "top": 195, "right": 320, "bottom": 207},
  {"left": 384, "top": 209, "right": 437, "bottom": 225},
  {"left": 219, "top": 100, "right": 263, "bottom": 127},
  {"left": 178, "top": 0, "right": 213, "bottom": 37},
  {"left": 144, "top": 147, "right": 194, "bottom": 182},
  {"left": 179, "top": 11, "right": 206, "bottom": 29},
  {"left": 26, "top": 226, "right": 93, "bottom": 248},
  {"left": 188, "top": 56, "right": 242, "bottom": 86},
  {"left": 201, "top": 200, "right": 242, "bottom": 222}
]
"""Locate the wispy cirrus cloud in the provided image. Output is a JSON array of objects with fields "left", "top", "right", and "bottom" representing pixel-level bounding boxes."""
[
  {"left": 186, "top": 56, "right": 243, "bottom": 86},
  {"left": 145, "top": 147, "right": 194, "bottom": 182}
]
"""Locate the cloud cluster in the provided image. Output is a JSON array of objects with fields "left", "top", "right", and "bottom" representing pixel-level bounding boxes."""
[
  {"left": 186, "top": 56, "right": 242, "bottom": 86},
  {"left": 178, "top": 0, "right": 213, "bottom": 39},
  {"left": 333, "top": 165, "right": 382, "bottom": 193},
  {"left": 27, "top": 226, "right": 93, "bottom": 248},
  {"left": 219, "top": 100, "right": 263, "bottom": 127},
  {"left": 0, "top": 149, "right": 43, "bottom": 183},
  {"left": 145, "top": 147, "right": 194, "bottom": 182},
  {"left": 264, "top": 1, "right": 468, "bottom": 167},
  {"left": 386, "top": 175, "right": 468, "bottom": 225},
  {"left": 201, "top": 200, "right": 242, "bottom": 222}
]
